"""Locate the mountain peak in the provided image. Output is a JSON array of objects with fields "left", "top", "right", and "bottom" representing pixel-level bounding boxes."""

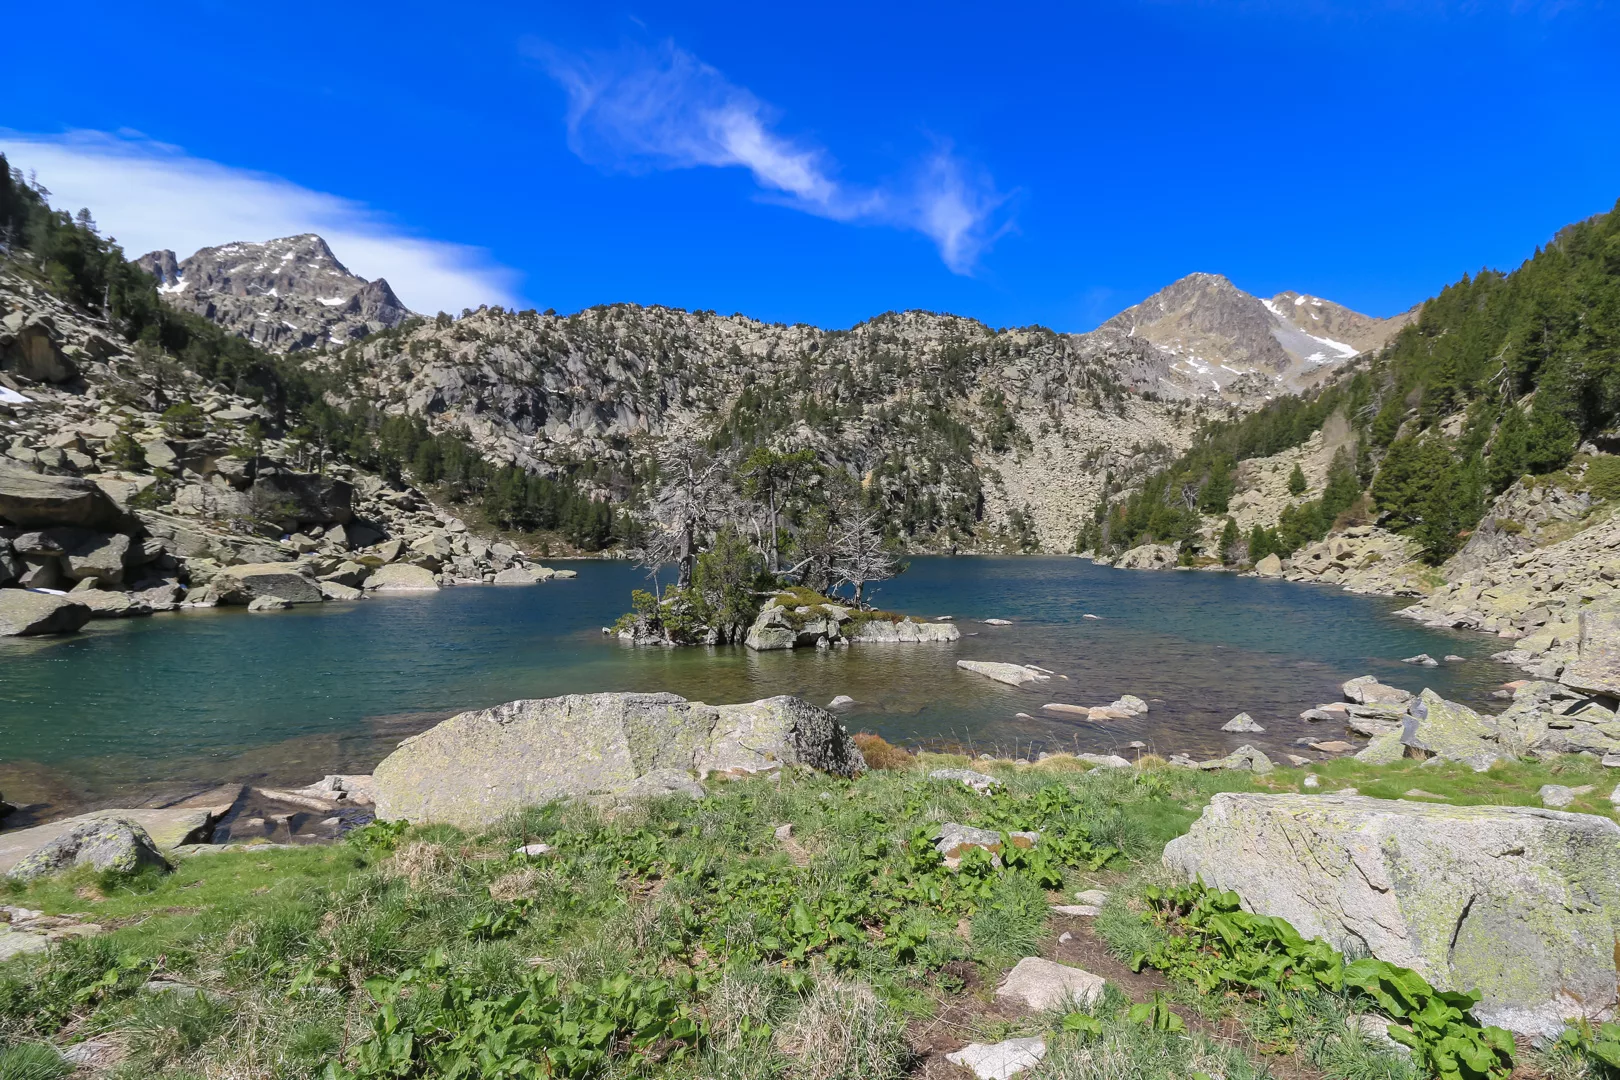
[{"left": 135, "top": 234, "right": 411, "bottom": 352}]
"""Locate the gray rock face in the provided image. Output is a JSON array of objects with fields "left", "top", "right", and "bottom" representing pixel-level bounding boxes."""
[
  {"left": 8, "top": 816, "right": 169, "bottom": 881},
  {"left": 364, "top": 563, "right": 439, "bottom": 591},
  {"left": 1163, "top": 792, "right": 1620, "bottom": 1037},
  {"left": 136, "top": 234, "right": 411, "bottom": 353},
  {"left": 0, "top": 313, "right": 78, "bottom": 383},
  {"left": 0, "top": 462, "right": 130, "bottom": 530},
  {"left": 373, "top": 693, "right": 865, "bottom": 827},
  {"left": 1562, "top": 603, "right": 1620, "bottom": 697},
  {"left": 214, "top": 564, "right": 322, "bottom": 605},
  {"left": 0, "top": 589, "right": 91, "bottom": 636}
]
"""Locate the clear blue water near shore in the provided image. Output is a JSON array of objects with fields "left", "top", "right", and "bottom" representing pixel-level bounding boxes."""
[{"left": 1, "top": 556, "right": 1501, "bottom": 816}]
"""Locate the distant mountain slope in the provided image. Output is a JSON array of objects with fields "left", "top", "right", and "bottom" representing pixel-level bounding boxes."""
[
  {"left": 1099, "top": 273, "right": 1410, "bottom": 395},
  {"left": 135, "top": 234, "right": 411, "bottom": 353}
]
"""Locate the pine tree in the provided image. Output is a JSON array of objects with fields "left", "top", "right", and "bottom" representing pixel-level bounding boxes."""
[
  {"left": 1219, "top": 517, "right": 1241, "bottom": 565},
  {"left": 1287, "top": 463, "right": 1307, "bottom": 496}
]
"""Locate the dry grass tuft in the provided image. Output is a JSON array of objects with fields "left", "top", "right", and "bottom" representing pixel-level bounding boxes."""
[
  {"left": 854, "top": 732, "right": 915, "bottom": 771},
  {"left": 488, "top": 868, "right": 541, "bottom": 902},
  {"left": 777, "top": 978, "right": 908, "bottom": 1080},
  {"left": 382, "top": 842, "right": 454, "bottom": 890}
]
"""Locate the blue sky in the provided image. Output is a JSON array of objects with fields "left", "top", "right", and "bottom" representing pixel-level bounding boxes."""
[{"left": 3, "top": 1, "right": 1617, "bottom": 329}]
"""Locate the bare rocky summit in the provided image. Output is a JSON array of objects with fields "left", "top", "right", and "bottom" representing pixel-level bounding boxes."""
[
  {"left": 1100, "top": 272, "right": 1410, "bottom": 395},
  {"left": 136, "top": 234, "right": 411, "bottom": 352}
]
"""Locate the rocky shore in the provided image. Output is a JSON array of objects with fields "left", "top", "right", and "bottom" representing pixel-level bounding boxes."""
[{"left": 1, "top": 266, "right": 565, "bottom": 637}]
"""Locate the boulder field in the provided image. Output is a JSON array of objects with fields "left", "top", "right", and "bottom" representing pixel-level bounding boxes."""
[
  {"left": 373, "top": 692, "right": 866, "bottom": 828},
  {"left": 1165, "top": 791, "right": 1620, "bottom": 1038}
]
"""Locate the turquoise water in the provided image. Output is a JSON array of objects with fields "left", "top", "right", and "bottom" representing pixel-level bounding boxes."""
[{"left": 0, "top": 557, "right": 1501, "bottom": 815}]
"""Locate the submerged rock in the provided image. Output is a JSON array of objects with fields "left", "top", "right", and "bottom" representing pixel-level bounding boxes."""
[
  {"left": 956, "top": 661, "right": 1050, "bottom": 687},
  {"left": 1163, "top": 792, "right": 1620, "bottom": 1037},
  {"left": 373, "top": 693, "right": 864, "bottom": 827}
]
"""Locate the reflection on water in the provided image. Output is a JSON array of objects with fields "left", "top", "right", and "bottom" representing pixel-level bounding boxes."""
[{"left": 1, "top": 557, "right": 1502, "bottom": 817}]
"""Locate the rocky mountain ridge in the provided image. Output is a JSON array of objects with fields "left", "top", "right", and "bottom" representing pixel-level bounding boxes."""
[{"left": 135, "top": 234, "right": 411, "bottom": 353}]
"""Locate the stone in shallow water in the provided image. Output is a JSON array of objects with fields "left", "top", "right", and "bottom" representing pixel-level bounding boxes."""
[
  {"left": 956, "top": 660, "right": 1048, "bottom": 687},
  {"left": 1222, "top": 712, "right": 1265, "bottom": 733},
  {"left": 994, "top": 957, "right": 1104, "bottom": 1011},
  {"left": 946, "top": 1037, "right": 1046, "bottom": 1080}
]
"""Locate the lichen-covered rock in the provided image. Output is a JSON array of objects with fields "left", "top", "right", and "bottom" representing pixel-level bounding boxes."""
[
  {"left": 373, "top": 693, "right": 864, "bottom": 827},
  {"left": 1401, "top": 689, "right": 1502, "bottom": 771},
  {"left": 1561, "top": 603, "right": 1620, "bottom": 698},
  {"left": 1342, "top": 675, "right": 1414, "bottom": 707},
  {"left": 8, "top": 816, "right": 169, "bottom": 881},
  {"left": 1354, "top": 730, "right": 1407, "bottom": 764},
  {"left": 0, "top": 589, "right": 91, "bottom": 636},
  {"left": 929, "top": 768, "right": 1001, "bottom": 794},
  {"left": 1198, "top": 744, "right": 1273, "bottom": 773},
  {"left": 1163, "top": 792, "right": 1620, "bottom": 1037}
]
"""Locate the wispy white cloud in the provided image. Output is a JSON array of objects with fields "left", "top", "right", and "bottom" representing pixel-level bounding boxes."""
[
  {"left": 0, "top": 130, "right": 520, "bottom": 314},
  {"left": 539, "top": 40, "right": 1010, "bottom": 274}
]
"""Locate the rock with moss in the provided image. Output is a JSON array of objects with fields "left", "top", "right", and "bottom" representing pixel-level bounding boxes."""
[
  {"left": 7, "top": 816, "right": 170, "bottom": 882},
  {"left": 1197, "top": 744, "right": 1273, "bottom": 773},
  {"left": 373, "top": 692, "right": 865, "bottom": 827},
  {"left": 1400, "top": 689, "right": 1502, "bottom": 771},
  {"left": 1163, "top": 792, "right": 1620, "bottom": 1037}
]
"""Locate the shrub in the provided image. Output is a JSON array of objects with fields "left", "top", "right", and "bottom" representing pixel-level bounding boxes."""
[{"left": 1587, "top": 456, "right": 1620, "bottom": 503}]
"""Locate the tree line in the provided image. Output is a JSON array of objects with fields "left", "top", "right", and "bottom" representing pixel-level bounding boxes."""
[{"left": 1083, "top": 198, "right": 1620, "bottom": 566}]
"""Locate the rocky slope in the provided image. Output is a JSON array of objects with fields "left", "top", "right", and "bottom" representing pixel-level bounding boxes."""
[
  {"left": 135, "top": 234, "right": 411, "bottom": 352},
  {"left": 0, "top": 261, "right": 551, "bottom": 636},
  {"left": 298, "top": 303, "right": 1207, "bottom": 550}
]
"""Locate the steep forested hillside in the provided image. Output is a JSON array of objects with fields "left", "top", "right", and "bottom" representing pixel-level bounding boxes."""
[{"left": 1087, "top": 200, "right": 1620, "bottom": 565}]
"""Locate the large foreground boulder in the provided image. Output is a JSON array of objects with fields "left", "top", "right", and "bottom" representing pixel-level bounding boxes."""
[
  {"left": 0, "top": 589, "right": 91, "bottom": 636},
  {"left": 7, "top": 817, "right": 168, "bottom": 882},
  {"left": 0, "top": 462, "right": 131, "bottom": 531},
  {"left": 374, "top": 692, "right": 866, "bottom": 827},
  {"left": 1163, "top": 792, "right": 1620, "bottom": 1037}
]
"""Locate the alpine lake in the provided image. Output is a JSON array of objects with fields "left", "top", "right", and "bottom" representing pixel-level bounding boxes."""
[{"left": 1, "top": 556, "right": 1504, "bottom": 820}]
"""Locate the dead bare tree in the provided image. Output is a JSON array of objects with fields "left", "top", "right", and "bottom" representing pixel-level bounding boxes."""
[
  {"left": 642, "top": 432, "right": 733, "bottom": 588},
  {"left": 830, "top": 505, "right": 900, "bottom": 609}
]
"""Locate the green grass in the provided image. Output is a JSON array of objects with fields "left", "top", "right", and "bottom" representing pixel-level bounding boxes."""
[
  {"left": 0, "top": 763, "right": 1267, "bottom": 1079},
  {"left": 1253, "top": 755, "right": 1619, "bottom": 818},
  {"left": 4, "top": 752, "right": 1608, "bottom": 1079}
]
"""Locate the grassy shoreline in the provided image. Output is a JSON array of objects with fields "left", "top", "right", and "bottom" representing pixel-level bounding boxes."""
[{"left": 1, "top": 752, "right": 1613, "bottom": 1079}]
